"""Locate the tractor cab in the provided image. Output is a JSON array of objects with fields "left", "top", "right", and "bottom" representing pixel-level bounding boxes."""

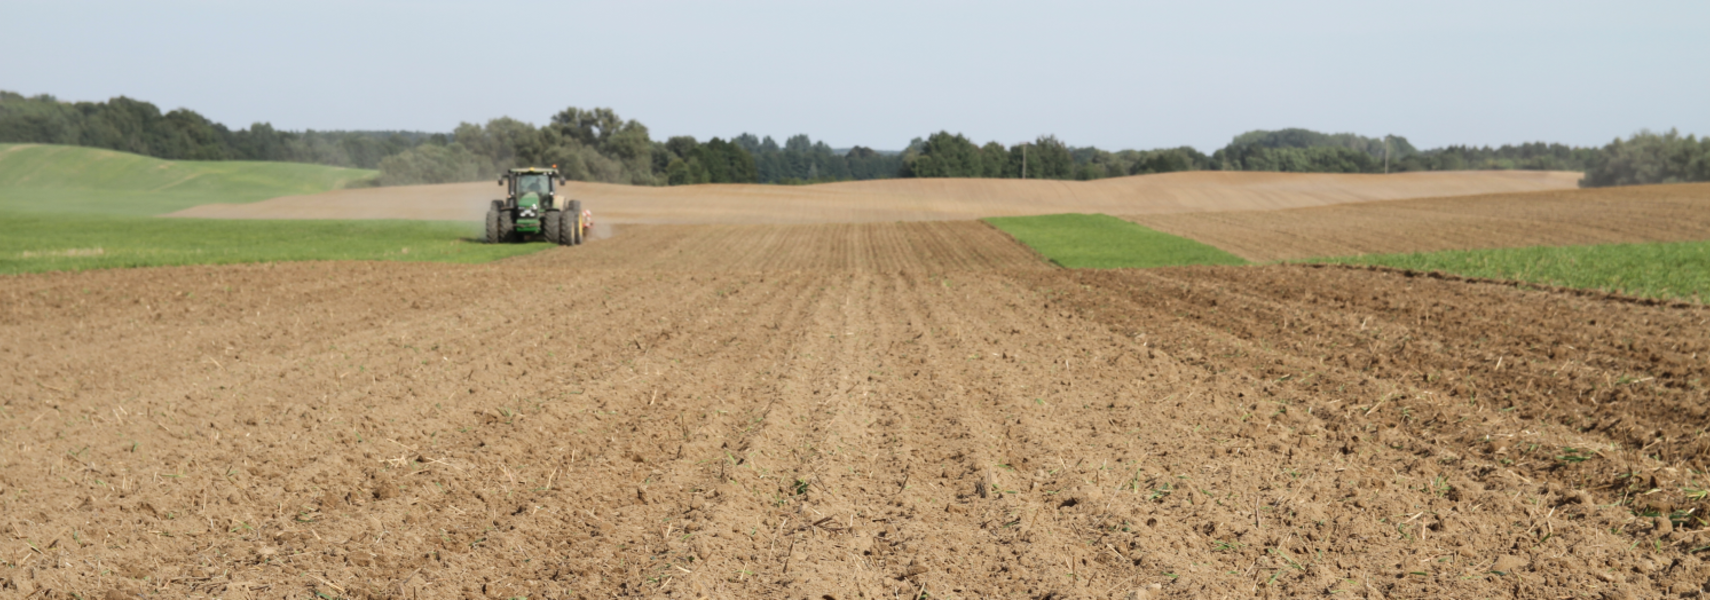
[
  {"left": 509, "top": 170, "right": 556, "bottom": 198},
  {"left": 500, "top": 167, "right": 564, "bottom": 218},
  {"left": 485, "top": 167, "right": 588, "bottom": 245}
]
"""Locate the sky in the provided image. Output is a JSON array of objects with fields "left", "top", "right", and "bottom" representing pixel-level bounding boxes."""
[{"left": 3, "top": 0, "right": 1706, "bottom": 152}]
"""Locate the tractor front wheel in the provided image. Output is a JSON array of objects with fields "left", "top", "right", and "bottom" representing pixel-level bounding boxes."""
[
  {"left": 485, "top": 208, "right": 501, "bottom": 243},
  {"left": 497, "top": 210, "right": 515, "bottom": 243},
  {"left": 544, "top": 210, "right": 563, "bottom": 245}
]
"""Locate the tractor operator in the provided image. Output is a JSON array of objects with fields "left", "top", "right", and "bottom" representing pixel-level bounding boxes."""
[{"left": 518, "top": 175, "right": 548, "bottom": 194}]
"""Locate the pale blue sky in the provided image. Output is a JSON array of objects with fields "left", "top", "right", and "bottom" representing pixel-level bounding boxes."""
[{"left": 3, "top": 0, "right": 1704, "bottom": 151}]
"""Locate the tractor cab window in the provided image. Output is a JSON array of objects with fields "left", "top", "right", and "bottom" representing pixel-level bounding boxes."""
[{"left": 516, "top": 174, "right": 551, "bottom": 194}]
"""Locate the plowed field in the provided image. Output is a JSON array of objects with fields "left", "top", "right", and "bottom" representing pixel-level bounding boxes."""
[
  {"left": 1129, "top": 182, "right": 1710, "bottom": 261},
  {"left": 163, "top": 170, "right": 1580, "bottom": 225},
  {"left": 4, "top": 222, "right": 1708, "bottom": 599}
]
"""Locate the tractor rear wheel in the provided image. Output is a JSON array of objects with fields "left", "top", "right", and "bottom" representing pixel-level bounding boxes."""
[
  {"left": 544, "top": 210, "right": 563, "bottom": 245},
  {"left": 568, "top": 200, "right": 584, "bottom": 245},
  {"left": 485, "top": 208, "right": 501, "bottom": 243}
]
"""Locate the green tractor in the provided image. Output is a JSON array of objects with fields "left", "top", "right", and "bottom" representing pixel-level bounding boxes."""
[{"left": 485, "top": 167, "right": 588, "bottom": 245}]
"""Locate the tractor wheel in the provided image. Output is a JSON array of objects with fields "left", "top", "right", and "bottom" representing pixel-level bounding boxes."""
[
  {"left": 544, "top": 210, "right": 563, "bottom": 245},
  {"left": 497, "top": 209, "right": 515, "bottom": 243},
  {"left": 485, "top": 208, "right": 501, "bottom": 244},
  {"left": 568, "top": 200, "right": 584, "bottom": 245}
]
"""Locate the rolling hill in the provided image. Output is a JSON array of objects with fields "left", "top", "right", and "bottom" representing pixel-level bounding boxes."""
[{"left": 0, "top": 143, "right": 376, "bottom": 215}]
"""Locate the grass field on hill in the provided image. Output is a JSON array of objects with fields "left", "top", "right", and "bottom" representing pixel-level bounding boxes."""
[
  {"left": 0, "top": 143, "right": 377, "bottom": 215},
  {"left": 0, "top": 144, "right": 552, "bottom": 274},
  {"left": 985, "top": 213, "right": 1247, "bottom": 269},
  {"left": 1310, "top": 240, "right": 1710, "bottom": 302}
]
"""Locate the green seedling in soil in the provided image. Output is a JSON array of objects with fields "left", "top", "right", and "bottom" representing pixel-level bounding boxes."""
[
  {"left": 1268, "top": 547, "right": 1305, "bottom": 571},
  {"left": 1432, "top": 476, "right": 1452, "bottom": 498},
  {"left": 1556, "top": 447, "right": 1596, "bottom": 464},
  {"left": 1667, "top": 508, "right": 1703, "bottom": 529}
]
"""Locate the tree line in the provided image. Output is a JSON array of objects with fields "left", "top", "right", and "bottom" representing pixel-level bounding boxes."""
[
  {"left": 380, "top": 115, "right": 801, "bottom": 187},
  {"left": 4, "top": 90, "right": 1704, "bottom": 188},
  {"left": 378, "top": 108, "right": 659, "bottom": 186},
  {"left": 731, "top": 134, "right": 904, "bottom": 184},
  {"left": 899, "top": 127, "right": 1708, "bottom": 188},
  {"left": 1577, "top": 130, "right": 1709, "bottom": 187},
  {"left": 0, "top": 91, "right": 440, "bottom": 169},
  {"left": 895, "top": 131, "right": 1215, "bottom": 180}
]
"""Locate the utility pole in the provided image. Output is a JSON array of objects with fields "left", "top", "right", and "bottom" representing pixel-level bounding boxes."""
[{"left": 1021, "top": 142, "right": 1028, "bottom": 179}]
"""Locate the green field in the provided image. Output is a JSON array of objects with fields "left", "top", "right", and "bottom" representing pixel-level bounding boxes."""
[
  {"left": 0, "top": 213, "right": 546, "bottom": 274},
  {"left": 1309, "top": 240, "right": 1710, "bottom": 302},
  {"left": 0, "top": 144, "right": 550, "bottom": 274},
  {"left": 0, "top": 143, "right": 377, "bottom": 215},
  {"left": 985, "top": 213, "right": 1248, "bottom": 269}
]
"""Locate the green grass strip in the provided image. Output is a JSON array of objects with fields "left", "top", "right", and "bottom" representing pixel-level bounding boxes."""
[
  {"left": 1308, "top": 240, "right": 1710, "bottom": 302},
  {"left": 985, "top": 213, "right": 1247, "bottom": 269},
  {"left": 0, "top": 212, "right": 547, "bottom": 275}
]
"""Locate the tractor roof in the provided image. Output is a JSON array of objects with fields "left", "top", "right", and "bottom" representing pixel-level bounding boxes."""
[{"left": 508, "top": 167, "right": 559, "bottom": 175}]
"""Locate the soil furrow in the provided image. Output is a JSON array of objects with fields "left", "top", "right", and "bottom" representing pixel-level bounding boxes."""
[{"left": 4, "top": 221, "right": 1708, "bottom": 599}]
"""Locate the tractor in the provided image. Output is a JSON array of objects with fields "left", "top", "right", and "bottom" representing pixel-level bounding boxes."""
[{"left": 485, "top": 167, "right": 588, "bottom": 245}]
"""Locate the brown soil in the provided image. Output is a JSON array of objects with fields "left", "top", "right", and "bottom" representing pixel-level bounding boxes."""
[
  {"left": 163, "top": 170, "right": 1580, "bottom": 224},
  {"left": 4, "top": 221, "right": 1708, "bottom": 599},
  {"left": 1128, "top": 182, "right": 1710, "bottom": 261}
]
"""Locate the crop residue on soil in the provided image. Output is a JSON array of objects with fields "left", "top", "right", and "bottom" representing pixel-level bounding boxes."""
[{"left": 2, "top": 221, "right": 1707, "bottom": 599}]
